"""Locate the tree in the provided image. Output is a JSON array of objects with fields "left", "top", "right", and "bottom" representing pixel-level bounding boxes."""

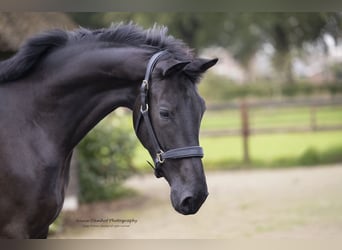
[
  {"left": 220, "top": 13, "right": 342, "bottom": 83},
  {"left": 69, "top": 13, "right": 342, "bottom": 83}
]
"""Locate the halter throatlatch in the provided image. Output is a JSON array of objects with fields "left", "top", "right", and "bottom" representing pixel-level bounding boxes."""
[{"left": 134, "top": 51, "right": 204, "bottom": 178}]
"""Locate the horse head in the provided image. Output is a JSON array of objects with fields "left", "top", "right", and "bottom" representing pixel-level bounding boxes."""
[{"left": 133, "top": 51, "right": 217, "bottom": 215}]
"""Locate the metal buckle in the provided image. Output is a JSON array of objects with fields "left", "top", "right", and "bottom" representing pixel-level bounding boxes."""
[
  {"left": 156, "top": 150, "right": 165, "bottom": 164},
  {"left": 142, "top": 80, "right": 149, "bottom": 90},
  {"left": 140, "top": 104, "right": 149, "bottom": 113}
]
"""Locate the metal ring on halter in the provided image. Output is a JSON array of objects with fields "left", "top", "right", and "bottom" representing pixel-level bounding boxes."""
[
  {"left": 140, "top": 104, "right": 149, "bottom": 113},
  {"left": 156, "top": 150, "right": 165, "bottom": 164}
]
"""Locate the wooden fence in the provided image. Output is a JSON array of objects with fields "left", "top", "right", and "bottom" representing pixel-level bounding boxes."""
[{"left": 201, "top": 96, "right": 342, "bottom": 163}]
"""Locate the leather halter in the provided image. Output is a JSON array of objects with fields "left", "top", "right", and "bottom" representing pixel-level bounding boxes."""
[{"left": 134, "top": 51, "right": 204, "bottom": 178}]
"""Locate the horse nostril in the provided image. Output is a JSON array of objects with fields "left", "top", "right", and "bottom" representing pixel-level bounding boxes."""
[
  {"left": 180, "top": 196, "right": 194, "bottom": 214},
  {"left": 181, "top": 196, "right": 192, "bottom": 207},
  {"left": 171, "top": 189, "right": 208, "bottom": 215}
]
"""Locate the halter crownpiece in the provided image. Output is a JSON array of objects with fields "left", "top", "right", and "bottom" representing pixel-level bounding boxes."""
[{"left": 134, "top": 50, "right": 204, "bottom": 178}]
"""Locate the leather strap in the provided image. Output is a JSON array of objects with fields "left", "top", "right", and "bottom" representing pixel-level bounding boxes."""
[
  {"left": 144, "top": 51, "right": 166, "bottom": 82},
  {"left": 141, "top": 108, "right": 162, "bottom": 156},
  {"left": 160, "top": 146, "right": 204, "bottom": 160},
  {"left": 134, "top": 50, "right": 166, "bottom": 133}
]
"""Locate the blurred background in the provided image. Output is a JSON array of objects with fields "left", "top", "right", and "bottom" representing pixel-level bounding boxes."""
[{"left": 1, "top": 12, "right": 341, "bottom": 238}]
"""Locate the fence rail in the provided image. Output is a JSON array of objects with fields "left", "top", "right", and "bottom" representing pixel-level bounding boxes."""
[
  {"left": 201, "top": 96, "right": 342, "bottom": 163},
  {"left": 201, "top": 125, "right": 342, "bottom": 137},
  {"left": 206, "top": 96, "right": 342, "bottom": 111}
]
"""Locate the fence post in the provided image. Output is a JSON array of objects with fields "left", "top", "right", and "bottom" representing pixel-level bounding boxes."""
[{"left": 240, "top": 99, "right": 250, "bottom": 164}]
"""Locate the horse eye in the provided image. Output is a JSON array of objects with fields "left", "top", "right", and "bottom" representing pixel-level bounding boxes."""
[{"left": 159, "top": 109, "right": 170, "bottom": 119}]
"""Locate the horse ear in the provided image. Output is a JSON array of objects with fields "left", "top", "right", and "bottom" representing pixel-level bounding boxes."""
[
  {"left": 162, "top": 61, "right": 191, "bottom": 77},
  {"left": 184, "top": 58, "right": 218, "bottom": 74}
]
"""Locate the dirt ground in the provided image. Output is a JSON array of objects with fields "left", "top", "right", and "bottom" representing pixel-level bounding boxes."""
[{"left": 51, "top": 164, "right": 342, "bottom": 239}]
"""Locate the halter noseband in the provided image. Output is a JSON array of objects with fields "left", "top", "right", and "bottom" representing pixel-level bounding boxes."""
[{"left": 134, "top": 51, "right": 204, "bottom": 178}]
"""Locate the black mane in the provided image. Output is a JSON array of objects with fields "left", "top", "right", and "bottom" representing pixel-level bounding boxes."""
[{"left": 0, "top": 23, "right": 194, "bottom": 82}]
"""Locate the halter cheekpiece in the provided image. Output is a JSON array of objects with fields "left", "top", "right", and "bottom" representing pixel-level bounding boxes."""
[{"left": 134, "top": 51, "right": 204, "bottom": 178}]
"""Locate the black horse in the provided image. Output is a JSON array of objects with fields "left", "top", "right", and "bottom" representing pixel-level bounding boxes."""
[{"left": 0, "top": 23, "right": 217, "bottom": 238}]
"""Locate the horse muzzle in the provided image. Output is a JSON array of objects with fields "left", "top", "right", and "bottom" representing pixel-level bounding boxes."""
[{"left": 171, "top": 186, "right": 209, "bottom": 215}]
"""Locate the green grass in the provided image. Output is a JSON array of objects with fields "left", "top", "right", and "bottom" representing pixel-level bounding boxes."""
[
  {"left": 133, "top": 131, "right": 342, "bottom": 170},
  {"left": 200, "top": 131, "right": 342, "bottom": 169},
  {"left": 124, "top": 105, "right": 342, "bottom": 170}
]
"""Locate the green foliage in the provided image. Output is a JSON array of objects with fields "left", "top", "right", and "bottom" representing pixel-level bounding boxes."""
[
  {"left": 269, "top": 145, "right": 342, "bottom": 168},
  {"left": 48, "top": 215, "right": 64, "bottom": 235},
  {"left": 298, "top": 148, "right": 321, "bottom": 166},
  {"left": 77, "top": 114, "right": 137, "bottom": 203},
  {"left": 199, "top": 73, "right": 277, "bottom": 100},
  {"left": 319, "top": 145, "right": 342, "bottom": 163},
  {"left": 331, "top": 62, "right": 342, "bottom": 81},
  {"left": 281, "top": 83, "right": 313, "bottom": 96}
]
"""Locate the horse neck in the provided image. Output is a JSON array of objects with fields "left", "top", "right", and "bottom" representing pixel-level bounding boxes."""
[{"left": 27, "top": 45, "right": 152, "bottom": 153}]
